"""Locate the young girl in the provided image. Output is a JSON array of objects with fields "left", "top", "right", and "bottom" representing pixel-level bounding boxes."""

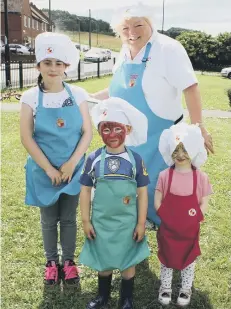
[
  {"left": 79, "top": 97, "right": 150, "bottom": 309},
  {"left": 155, "top": 123, "right": 212, "bottom": 306},
  {"left": 20, "top": 32, "right": 92, "bottom": 286}
]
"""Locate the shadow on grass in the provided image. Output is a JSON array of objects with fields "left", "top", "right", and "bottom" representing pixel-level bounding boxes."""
[{"left": 38, "top": 283, "right": 93, "bottom": 309}]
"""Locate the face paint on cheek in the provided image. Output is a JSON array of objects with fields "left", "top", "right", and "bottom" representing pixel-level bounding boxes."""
[{"left": 100, "top": 122, "right": 126, "bottom": 148}]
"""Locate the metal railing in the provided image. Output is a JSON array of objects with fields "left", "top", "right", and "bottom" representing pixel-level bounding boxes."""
[{"left": 0, "top": 58, "right": 116, "bottom": 90}]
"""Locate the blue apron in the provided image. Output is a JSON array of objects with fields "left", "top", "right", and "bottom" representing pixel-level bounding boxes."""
[
  {"left": 109, "top": 43, "right": 179, "bottom": 225},
  {"left": 25, "top": 82, "right": 85, "bottom": 207},
  {"left": 79, "top": 147, "right": 150, "bottom": 271}
]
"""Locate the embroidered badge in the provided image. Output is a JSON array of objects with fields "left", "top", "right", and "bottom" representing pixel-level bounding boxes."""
[
  {"left": 107, "top": 158, "right": 120, "bottom": 173},
  {"left": 46, "top": 47, "right": 54, "bottom": 54},
  {"left": 142, "top": 160, "right": 148, "bottom": 176},
  {"left": 189, "top": 208, "right": 196, "bottom": 216},
  {"left": 123, "top": 196, "right": 131, "bottom": 205},
  {"left": 56, "top": 118, "right": 65, "bottom": 127},
  {"left": 129, "top": 74, "right": 138, "bottom": 87}
]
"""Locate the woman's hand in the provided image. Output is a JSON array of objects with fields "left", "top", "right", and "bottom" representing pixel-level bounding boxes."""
[
  {"left": 83, "top": 221, "right": 96, "bottom": 240},
  {"left": 59, "top": 159, "right": 77, "bottom": 183},
  {"left": 200, "top": 126, "right": 214, "bottom": 154},
  {"left": 46, "top": 166, "right": 62, "bottom": 186},
  {"left": 133, "top": 223, "right": 145, "bottom": 242}
]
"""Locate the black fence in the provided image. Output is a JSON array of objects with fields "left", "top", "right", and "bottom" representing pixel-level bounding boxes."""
[{"left": 0, "top": 58, "right": 116, "bottom": 90}]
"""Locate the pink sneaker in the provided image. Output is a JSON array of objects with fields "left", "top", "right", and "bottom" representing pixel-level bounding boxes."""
[
  {"left": 62, "top": 260, "right": 80, "bottom": 286},
  {"left": 44, "top": 261, "right": 61, "bottom": 286}
]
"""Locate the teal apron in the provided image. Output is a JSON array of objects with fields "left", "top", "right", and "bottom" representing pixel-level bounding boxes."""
[
  {"left": 109, "top": 43, "right": 182, "bottom": 225},
  {"left": 25, "top": 82, "right": 85, "bottom": 207},
  {"left": 79, "top": 147, "right": 150, "bottom": 271}
]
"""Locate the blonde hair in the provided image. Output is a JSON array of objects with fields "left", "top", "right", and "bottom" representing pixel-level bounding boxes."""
[{"left": 114, "top": 16, "right": 153, "bottom": 37}]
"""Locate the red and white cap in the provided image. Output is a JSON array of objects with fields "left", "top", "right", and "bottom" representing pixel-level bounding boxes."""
[
  {"left": 35, "top": 32, "right": 79, "bottom": 72},
  {"left": 91, "top": 97, "right": 148, "bottom": 146},
  {"left": 159, "top": 122, "right": 207, "bottom": 168}
]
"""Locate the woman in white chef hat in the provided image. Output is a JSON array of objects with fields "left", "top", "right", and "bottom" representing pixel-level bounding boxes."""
[
  {"left": 90, "top": 3, "right": 214, "bottom": 228},
  {"left": 155, "top": 123, "right": 212, "bottom": 306},
  {"left": 20, "top": 32, "right": 92, "bottom": 286},
  {"left": 79, "top": 97, "right": 150, "bottom": 309}
]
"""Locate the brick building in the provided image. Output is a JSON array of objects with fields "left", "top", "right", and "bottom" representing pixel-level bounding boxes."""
[{"left": 1, "top": 0, "right": 54, "bottom": 48}]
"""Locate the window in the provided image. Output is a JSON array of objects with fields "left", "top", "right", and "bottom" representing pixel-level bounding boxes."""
[
  {"left": 45, "top": 23, "right": 47, "bottom": 31},
  {"left": 32, "top": 19, "right": 35, "bottom": 29},
  {"left": 42, "top": 22, "right": 44, "bottom": 30},
  {"left": 24, "top": 16, "right": 27, "bottom": 27},
  {"left": 28, "top": 17, "right": 31, "bottom": 28},
  {"left": 37, "top": 21, "right": 39, "bottom": 30}
]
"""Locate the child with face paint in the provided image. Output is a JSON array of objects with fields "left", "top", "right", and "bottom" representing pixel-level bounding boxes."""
[
  {"left": 79, "top": 97, "right": 150, "bottom": 309},
  {"left": 155, "top": 123, "right": 212, "bottom": 307}
]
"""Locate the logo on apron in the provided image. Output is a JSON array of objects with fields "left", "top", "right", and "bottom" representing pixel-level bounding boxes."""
[
  {"left": 107, "top": 158, "right": 120, "bottom": 173},
  {"left": 56, "top": 118, "right": 65, "bottom": 127},
  {"left": 123, "top": 196, "right": 131, "bottom": 205},
  {"left": 129, "top": 74, "right": 138, "bottom": 87},
  {"left": 189, "top": 208, "right": 196, "bottom": 216}
]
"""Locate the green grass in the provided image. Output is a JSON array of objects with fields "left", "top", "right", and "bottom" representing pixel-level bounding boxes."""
[
  {"left": 182, "top": 74, "right": 231, "bottom": 111},
  {"left": 62, "top": 31, "right": 122, "bottom": 52},
  {"left": 2, "top": 112, "right": 231, "bottom": 309},
  {"left": 2, "top": 74, "right": 231, "bottom": 111}
]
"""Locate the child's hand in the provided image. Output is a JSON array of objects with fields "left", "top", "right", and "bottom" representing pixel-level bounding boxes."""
[
  {"left": 83, "top": 221, "right": 96, "bottom": 240},
  {"left": 59, "top": 159, "right": 76, "bottom": 183},
  {"left": 133, "top": 223, "right": 145, "bottom": 242},
  {"left": 46, "top": 166, "right": 62, "bottom": 186}
]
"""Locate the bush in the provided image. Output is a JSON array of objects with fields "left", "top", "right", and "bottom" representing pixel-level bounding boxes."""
[{"left": 227, "top": 88, "right": 231, "bottom": 108}]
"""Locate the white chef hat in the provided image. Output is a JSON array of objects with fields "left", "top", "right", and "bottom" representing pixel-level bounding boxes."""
[
  {"left": 159, "top": 122, "right": 207, "bottom": 168},
  {"left": 35, "top": 32, "right": 79, "bottom": 72},
  {"left": 91, "top": 97, "right": 148, "bottom": 146},
  {"left": 111, "top": 4, "right": 156, "bottom": 32}
]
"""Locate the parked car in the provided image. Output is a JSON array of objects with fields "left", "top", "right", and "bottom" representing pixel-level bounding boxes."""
[
  {"left": 221, "top": 67, "right": 231, "bottom": 79},
  {"left": 84, "top": 49, "right": 106, "bottom": 62},
  {"left": 9, "top": 44, "right": 31, "bottom": 55}
]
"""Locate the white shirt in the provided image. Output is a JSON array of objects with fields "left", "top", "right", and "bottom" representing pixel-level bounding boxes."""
[
  {"left": 113, "top": 32, "right": 198, "bottom": 121},
  {"left": 20, "top": 84, "right": 89, "bottom": 115}
]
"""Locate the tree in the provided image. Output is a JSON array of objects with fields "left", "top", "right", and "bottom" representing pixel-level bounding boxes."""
[
  {"left": 176, "top": 31, "right": 218, "bottom": 70},
  {"left": 216, "top": 32, "right": 231, "bottom": 66}
]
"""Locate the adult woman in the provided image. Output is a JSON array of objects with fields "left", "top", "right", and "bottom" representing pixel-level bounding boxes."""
[{"left": 91, "top": 4, "right": 213, "bottom": 226}]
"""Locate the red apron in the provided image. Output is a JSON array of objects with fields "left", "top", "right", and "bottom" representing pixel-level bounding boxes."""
[{"left": 157, "top": 167, "right": 204, "bottom": 270}]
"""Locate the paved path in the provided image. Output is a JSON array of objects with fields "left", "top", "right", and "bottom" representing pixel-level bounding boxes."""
[{"left": 1, "top": 102, "right": 231, "bottom": 118}]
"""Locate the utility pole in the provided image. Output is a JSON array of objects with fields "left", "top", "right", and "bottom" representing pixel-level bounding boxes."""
[
  {"left": 49, "top": 0, "right": 51, "bottom": 31},
  {"left": 89, "top": 9, "right": 91, "bottom": 49},
  {"left": 161, "top": 0, "right": 165, "bottom": 34},
  {"left": 4, "top": 0, "right": 11, "bottom": 87}
]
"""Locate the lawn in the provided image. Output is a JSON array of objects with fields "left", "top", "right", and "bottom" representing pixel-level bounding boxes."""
[
  {"left": 62, "top": 31, "right": 122, "bottom": 52},
  {"left": 1, "top": 74, "right": 231, "bottom": 111},
  {"left": 1, "top": 110, "right": 231, "bottom": 309}
]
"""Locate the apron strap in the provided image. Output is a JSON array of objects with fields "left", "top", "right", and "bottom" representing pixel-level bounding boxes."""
[
  {"left": 167, "top": 167, "right": 174, "bottom": 194},
  {"left": 192, "top": 168, "right": 197, "bottom": 195},
  {"left": 37, "top": 88, "right": 43, "bottom": 111},
  {"left": 63, "top": 82, "right": 76, "bottom": 104},
  {"left": 142, "top": 42, "right": 152, "bottom": 64},
  {"left": 99, "top": 147, "right": 107, "bottom": 178},
  {"left": 125, "top": 147, "right": 136, "bottom": 179}
]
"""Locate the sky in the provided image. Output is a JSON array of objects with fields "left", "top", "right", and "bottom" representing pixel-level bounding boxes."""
[{"left": 31, "top": 0, "right": 231, "bottom": 36}]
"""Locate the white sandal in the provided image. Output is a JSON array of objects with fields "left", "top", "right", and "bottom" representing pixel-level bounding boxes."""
[
  {"left": 177, "top": 288, "right": 192, "bottom": 307},
  {"left": 158, "top": 287, "right": 172, "bottom": 306}
]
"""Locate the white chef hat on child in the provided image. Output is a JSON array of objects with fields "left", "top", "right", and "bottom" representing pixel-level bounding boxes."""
[
  {"left": 91, "top": 97, "right": 148, "bottom": 146},
  {"left": 111, "top": 3, "right": 156, "bottom": 31},
  {"left": 35, "top": 32, "right": 79, "bottom": 72},
  {"left": 159, "top": 122, "right": 207, "bottom": 168}
]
